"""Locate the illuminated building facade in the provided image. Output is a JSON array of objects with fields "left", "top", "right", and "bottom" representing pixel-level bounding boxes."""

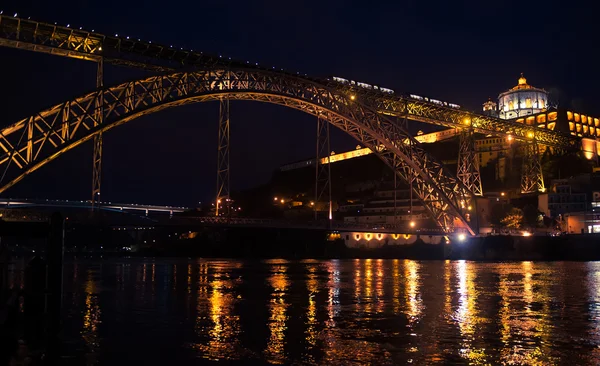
[
  {"left": 341, "top": 187, "right": 427, "bottom": 226},
  {"left": 495, "top": 74, "right": 549, "bottom": 120}
]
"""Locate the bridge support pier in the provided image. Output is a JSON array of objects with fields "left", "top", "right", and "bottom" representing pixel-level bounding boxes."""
[
  {"left": 215, "top": 97, "right": 230, "bottom": 216},
  {"left": 314, "top": 116, "right": 332, "bottom": 223},
  {"left": 457, "top": 128, "right": 483, "bottom": 196},
  {"left": 92, "top": 58, "right": 103, "bottom": 209},
  {"left": 520, "top": 140, "right": 545, "bottom": 194}
]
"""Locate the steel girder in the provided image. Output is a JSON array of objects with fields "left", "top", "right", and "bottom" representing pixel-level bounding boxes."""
[
  {"left": 215, "top": 97, "right": 230, "bottom": 216},
  {"left": 0, "top": 68, "right": 475, "bottom": 234},
  {"left": 92, "top": 58, "right": 104, "bottom": 208},
  {"left": 457, "top": 129, "right": 483, "bottom": 196},
  {"left": 520, "top": 141, "right": 546, "bottom": 194},
  {"left": 315, "top": 116, "right": 332, "bottom": 221}
]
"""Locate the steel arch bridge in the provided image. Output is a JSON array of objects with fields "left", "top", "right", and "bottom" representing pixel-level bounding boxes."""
[{"left": 0, "top": 67, "right": 475, "bottom": 234}]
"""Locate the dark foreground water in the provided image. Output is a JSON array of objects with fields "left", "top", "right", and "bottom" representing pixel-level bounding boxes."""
[{"left": 9, "top": 258, "right": 600, "bottom": 365}]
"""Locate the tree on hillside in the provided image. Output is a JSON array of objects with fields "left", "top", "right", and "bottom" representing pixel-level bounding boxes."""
[
  {"left": 501, "top": 208, "right": 523, "bottom": 229},
  {"left": 490, "top": 203, "right": 512, "bottom": 227}
]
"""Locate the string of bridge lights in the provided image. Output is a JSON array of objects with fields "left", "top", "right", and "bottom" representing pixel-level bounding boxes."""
[{"left": 1, "top": 10, "right": 312, "bottom": 78}]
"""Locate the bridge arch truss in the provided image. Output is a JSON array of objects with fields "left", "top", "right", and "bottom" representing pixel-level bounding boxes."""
[{"left": 0, "top": 68, "right": 475, "bottom": 234}]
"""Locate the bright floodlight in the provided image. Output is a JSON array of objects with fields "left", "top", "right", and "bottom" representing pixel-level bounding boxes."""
[{"left": 458, "top": 233, "right": 466, "bottom": 241}]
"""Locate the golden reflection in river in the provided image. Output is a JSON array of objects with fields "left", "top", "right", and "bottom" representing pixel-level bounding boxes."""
[
  {"left": 497, "top": 263, "right": 553, "bottom": 365},
  {"left": 81, "top": 269, "right": 101, "bottom": 364},
  {"left": 375, "top": 259, "right": 385, "bottom": 314},
  {"left": 326, "top": 260, "right": 340, "bottom": 327},
  {"left": 264, "top": 262, "right": 289, "bottom": 364},
  {"left": 304, "top": 264, "right": 319, "bottom": 362},
  {"left": 455, "top": 260, "right": 488, "bottom": 364},
  {"left": 444, "top": 260, "right": 451, "bottom": 316},
  {"left": 353, "top": 259, "right": 361, "bottom": 311},
  {"left": 194, "top": 264, "right": 242, "bottom": 361},
  {"left": 364, "top": 258, "right": 373, "bottom": 314},
  {"left": 587, "top": 262, "right": 600, "bottom": 361},
  {"left": 393, "top": 259, "right": 400, "bottom": 313},
  {"left": 404, "top": 260, "right": 422, "bottom": 323}
]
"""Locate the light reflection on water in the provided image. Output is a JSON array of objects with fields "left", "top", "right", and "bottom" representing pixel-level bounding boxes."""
[{"left": 41, "top": 259, "right": 600, "bottom": 364}]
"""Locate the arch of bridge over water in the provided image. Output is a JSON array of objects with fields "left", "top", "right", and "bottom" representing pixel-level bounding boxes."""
[
  {"left": 0, "top": 14, "right": 592, "bottom": 236},
  {"left": 0, "top": 67, "right": 475, "bottom": 234}
]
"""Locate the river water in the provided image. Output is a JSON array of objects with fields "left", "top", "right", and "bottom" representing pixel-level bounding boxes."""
[{"left": 8, "top": 258, "right": 600, "bottom": 365}]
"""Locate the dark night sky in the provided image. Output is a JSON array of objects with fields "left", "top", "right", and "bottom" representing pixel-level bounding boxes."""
[{"left": 0, "top": 0, "right": 597, "bottom": 206}]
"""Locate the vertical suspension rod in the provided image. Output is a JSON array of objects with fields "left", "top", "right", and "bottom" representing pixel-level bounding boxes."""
[
  {"left": 215, "top": 97, "right": 230, "bottom": 216},
  {"left": 91, "top": 58, "right": 103, "bottom": 209},
  {"left": 314, "top": 115, "right": 332, "bottom": 223}
]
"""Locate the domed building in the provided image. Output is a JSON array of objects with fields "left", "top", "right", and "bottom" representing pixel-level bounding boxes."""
[{"left": 496, "top": 74, "right": 548, "bottom": 119}]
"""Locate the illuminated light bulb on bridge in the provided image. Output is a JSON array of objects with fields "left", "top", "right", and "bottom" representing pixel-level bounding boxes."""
[
  {"left": 458, "top": 233, "right": 466, "bottom": 241},
  {"left": 310, "top": 201, "right": 314, "bottom": 206},
  {"left": 410, "top": 221, "right": 416, "bottom": 228},
  {"left": 467, "top": 205, "right": 472, "bottom": 210},
  {"left": 501, "top": 192, "right": 505, "bottom": 196},
  {"left": 66, "top": 24, "right": 70, "bottom": 27},
  {"left": 527, "top": 132, "right": 534, "bottom": 139},
  {"left": 14, "top": 13, "right": 17, "bottom": 17},
  {"left": 274, "top": 197, "right": 278, "bottom": 201},
  {"left": 280, "top": 199, "right": 285, "bottom": 204},
  {"left": 463, "top": 117, "right": 470, "bottom": 125},
  {"left": 350, "top": 95, "right": 356, "bottom": 101}
]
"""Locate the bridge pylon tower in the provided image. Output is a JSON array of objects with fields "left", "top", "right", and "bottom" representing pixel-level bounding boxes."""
[
  {"left": 520, "top": 139, "right": 545, "bottom": 194},
  {"left": 314, "top": 115, "right": 332, "bottom": 224},
  {"left": 215, "top": 97, "right": 230, "bottom": 216},
  {"left": 457, "top": 128, "right": 483, "bottom": 196},
  {"left": 91, "top": 58, "right": 103, "bottom": 209}
]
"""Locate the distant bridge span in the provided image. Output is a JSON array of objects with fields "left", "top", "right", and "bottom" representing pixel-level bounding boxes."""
[{"left": 0, "top": 198, "right": 187, "bottom": 214}]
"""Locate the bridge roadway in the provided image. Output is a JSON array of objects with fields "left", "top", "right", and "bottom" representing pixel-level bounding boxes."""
[
  {"left": 114, "top": 215, "right": 450, "bottom": 236},
  {"left": 0, "top": 198, "right": 187, "bottom": 214},
  {"left": 0, "top": 14, "right": 579, "bottom": 149}
]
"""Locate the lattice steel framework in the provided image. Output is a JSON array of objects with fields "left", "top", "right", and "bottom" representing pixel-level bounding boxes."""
[
  {"left": 457, "top": 129, "right": 483, "bottom": 196},
  {"left": 215, "top": 97, "right": 230, "bottom": 216},
  {"left": 520, "top": 141, "right": 545, "bottom": 194},
  {"left": 314, "top": 116, "right": 332, "bottom": 221},
  {"left": 92, "top": 58, "right": 103, "bottom": 208},
  {"left": 0, "top": 14, "right": 579, "bottom": 150},
  {"left": 0, "top": 68, "right": 476, "bottom": 233}
]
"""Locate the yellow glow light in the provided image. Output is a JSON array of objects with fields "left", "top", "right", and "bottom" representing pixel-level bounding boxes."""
[
  {"left": 458, "top": 233, "right": 466, "bottom": 241},
  {"left": 527, "top": 132, "right": 534, "bottom": 139},
  {"left": 274, "top": 197, "right": 278, "bottom": 201},
  {"left": 280, "top": 199, "right": 284, "bottom": 204},
  {"left": 217, "top": 199, "right": 221, "bottom": 204},
  {"left": 410, "top": 221, "right": 415, "bottom": 228},
  {"left": 350, "top": 95, "right": 356, "bottom": 101},
  {"left": 507, "top": 135, "right": 513, "bottom": 141},
  {"left": 467, "top": 205, "right": 472, "bottom": 211},
  {"left": 522, "top": 231, "right": 531, "bottom": 237},
  {"left": 310, "top": 201, "right": 314, "bottom": 206},
  {"left": 463, "top": 117, "right": 471, "bottom": 125}
]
